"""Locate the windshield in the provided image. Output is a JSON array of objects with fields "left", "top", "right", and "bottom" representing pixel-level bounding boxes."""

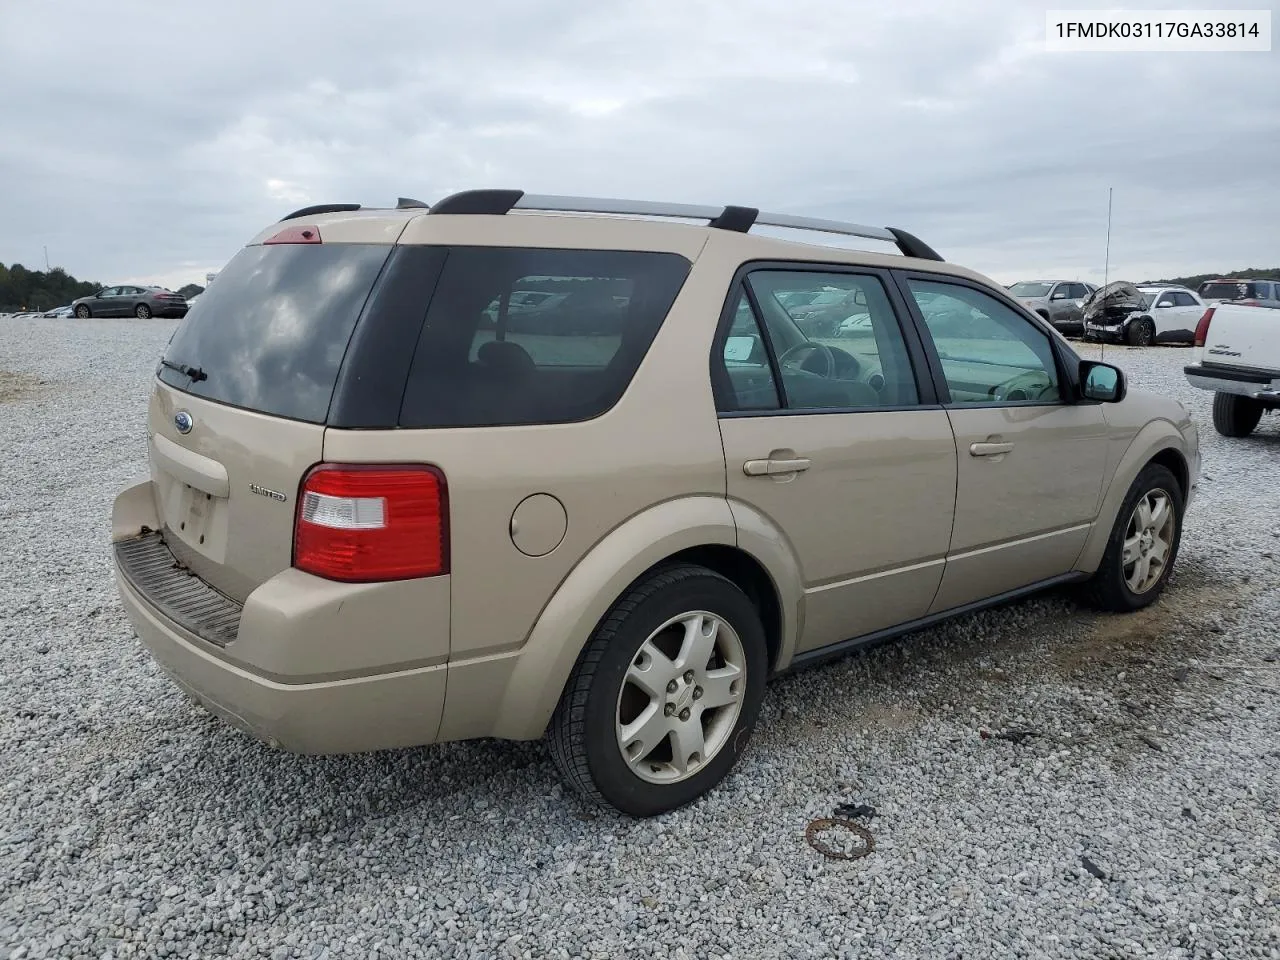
[
  {"left": 1009, "top": 282, "right": 1053, "bottom": 298},
  {"left": 158, "top": 243, "right": 391, "bottom": 423}
]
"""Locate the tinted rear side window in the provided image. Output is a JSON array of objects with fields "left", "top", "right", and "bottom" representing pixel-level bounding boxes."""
[
  {"left": 398, "top": 248, "right": 690, "bottom": 428},
  {"left": 158, "top": 243, "right": 390, "bottom": 423},
  {"left": 1199, "top": 281, "right": 1257, "bottom": 301}
]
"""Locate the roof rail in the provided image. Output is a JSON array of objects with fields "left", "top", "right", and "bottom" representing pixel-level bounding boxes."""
[
  {"left": 426, "top": 189, "right": 943, "bottom": 261},
  {"left": 279, "top": 203, "right": 362, "bottom": 222}
]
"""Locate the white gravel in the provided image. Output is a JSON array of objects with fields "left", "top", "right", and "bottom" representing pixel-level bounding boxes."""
[{"left": 2, "top": 317, "right": 1278, "bottom": 960}]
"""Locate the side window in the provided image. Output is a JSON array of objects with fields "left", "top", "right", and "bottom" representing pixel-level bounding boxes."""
[
  {"left": 1155, "top": 291, "right": 1176, "bottom": 307},
  {"left": 743, "top": 271, "right": 920, "bottom": 410},
  {"left": 907, "top": 279, "right": 1061, "bottom": 405},
  {"left": 1067, "top": 283, "right": 1088, "bottom": 299},
  {"left": 1173, "top": 292, "right": 1198, "bottom": 307},
  {"left": 714, "top": 293, "right": 780, "bottom": 412},
  {"left": 399, "top": 248, "right": 690, "bottom": 428},
  {"left": 1050, "top": 283, "right": 1067, "bottom": 300}
]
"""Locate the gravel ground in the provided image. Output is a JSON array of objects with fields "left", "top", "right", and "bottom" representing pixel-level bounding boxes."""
[{"left": 2, "top": 317, "right": 1278, "bottom": 960}]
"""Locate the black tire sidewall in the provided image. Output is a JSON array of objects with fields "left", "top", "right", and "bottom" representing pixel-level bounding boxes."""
[
  {"left": 1128, "top": 319, "right": 1154, "bottom": 346},
  {"left": 581, "top": 573, "right": 767, "bottom": 817},
  {"left": 1099, "top": 464, "right": 1183, "bottom": 610}
]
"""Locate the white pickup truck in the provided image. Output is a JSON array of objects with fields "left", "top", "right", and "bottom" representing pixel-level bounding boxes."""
[{"left": 1184, "top": 302, "right": 1280, "bottom": 436}]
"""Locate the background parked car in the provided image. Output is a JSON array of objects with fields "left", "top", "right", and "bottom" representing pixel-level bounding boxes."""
[
  {"left": 72, "top": 286, "right": 189, "bottom": 320},
  {"left": 1197, "top": 278, "right": 1280, "bottom": 309},
  {"left": 42, "top": 305, "right": 73, "bottom": 318},
  {"left": 1008, "top": 280, "right": 1098, "bottom": 337},
  {"left": 1084, "top": 285, "right": 1207, "bottom": 346}
]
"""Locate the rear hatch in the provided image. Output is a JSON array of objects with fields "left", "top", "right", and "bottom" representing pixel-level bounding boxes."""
[{"left": 147, "top": 239, "right": 393, "bottom": 602}]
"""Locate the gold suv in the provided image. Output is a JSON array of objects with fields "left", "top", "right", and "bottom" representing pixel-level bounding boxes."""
[{"left": 112, "top": 190, "right": 1200, "bottom": 815}]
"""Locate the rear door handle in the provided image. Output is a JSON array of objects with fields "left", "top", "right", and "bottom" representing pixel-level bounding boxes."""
[
  {"left": 969, "top": 441, "right": 1014, "bottom": 457},
  {"left": 743, "top": 457, "right": 812, "bottom": 476}
]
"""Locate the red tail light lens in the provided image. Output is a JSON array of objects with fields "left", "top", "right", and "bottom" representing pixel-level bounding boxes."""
[
  {"left": 294, "top": 464, "right": 448, "bottom": 582},
  {"left": 1193, "top": 307, "right": 1215, "bottom": 347},
  {"left": 265, "top": 224, "right": 322, "bottom": 245}
]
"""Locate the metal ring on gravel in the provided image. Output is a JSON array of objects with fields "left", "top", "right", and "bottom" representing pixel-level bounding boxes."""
[{"left": 805, "top": 818, "right": 875, "bottom": 860}]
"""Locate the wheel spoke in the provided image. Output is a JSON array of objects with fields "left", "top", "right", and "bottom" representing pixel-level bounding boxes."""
[
  {"left": 669, "top": 718, "right": 707, "bottom": 776},
  {"left": 1123, "top": 534, "right": 1142, "bottom": 565},
  {"left": 677, "top": 614, "right": 719, "bottom": 672},
  {"left": 1149, "top": 537, "right": 1169, "bottom": 566},
  {"left": 698, "top": 664, "right": 743, "bottom": 709},
  {"left": 619, "top": 702, "right": 673, "bottom": 767},
  {"left": 1131, "top": 554, "right": 1151, "bottom": 590},
  {"left": 1136, "top": 497, "right": 1153, "bottom": 529},
  {"left": 1149, "top": 494, "right": 1169, "bottom": 531},
  {"left": 626, "top": 640, "right": 678, "bottom": 699}
]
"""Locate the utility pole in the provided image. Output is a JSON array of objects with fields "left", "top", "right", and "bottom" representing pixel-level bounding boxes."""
[{"left": 44, "top": 246, "right": 50, "bottom": 271}]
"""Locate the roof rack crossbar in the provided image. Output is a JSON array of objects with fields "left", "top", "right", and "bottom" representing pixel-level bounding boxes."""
[{"left": 425, "top": 189, "right": 942, "bottom": 261}]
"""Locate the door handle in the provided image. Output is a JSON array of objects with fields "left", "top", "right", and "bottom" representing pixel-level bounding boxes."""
[
  {"left": 743, "top": 457, "right": 812, "bottom": 477},
  {"left": 969, "top": 441, "right": 1014, "bottom": 457}
]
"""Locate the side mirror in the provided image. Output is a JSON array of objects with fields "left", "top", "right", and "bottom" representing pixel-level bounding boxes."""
[
  {"left": 1051, "top": 290, "right": 1067, "bottom": 300},
  {"left": 1080, "top": 361, "right": 1125, "bottom": 402},
  {"left": 1156, "top": 301, "right": 1173, "bottom": 308}
]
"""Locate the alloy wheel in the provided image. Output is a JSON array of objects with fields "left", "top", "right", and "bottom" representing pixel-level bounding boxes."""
[
  {"left": 615, "top": 611, "right": 747, "bottom": 785},
  {"left": 1123, "top": 488, "right": 1174, "bottom": 594}
]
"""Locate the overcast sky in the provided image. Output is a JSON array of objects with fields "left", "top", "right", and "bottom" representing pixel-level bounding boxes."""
[{"left": 1, "top": 0, "right": 1275, "bottom": 290}]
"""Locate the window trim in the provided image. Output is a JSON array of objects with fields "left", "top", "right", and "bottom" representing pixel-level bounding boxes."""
[
  {"left": 890, "top": 270, "right": 1086, "bottom": 409},
  {"left": 709, "top": 260, "right": 940, "bottom": 418}
]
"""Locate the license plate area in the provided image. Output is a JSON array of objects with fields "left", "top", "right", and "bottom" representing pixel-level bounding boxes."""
[{"left": 157, "top": 478, "right": 230, "bottom": 561}]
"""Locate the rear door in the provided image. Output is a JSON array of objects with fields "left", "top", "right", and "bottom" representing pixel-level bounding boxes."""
[
  {"left": 898, "top": 274, "right": 1109, "bottom": 612},
  {"left": 150, "top": 239, "right": 393, "bottom": 601},
  {"left": 713, "top": 266, "right": 957, "bottom": 653},
  {"left": 1167, "top": 291, "right": 1204, "bottom": 341}
]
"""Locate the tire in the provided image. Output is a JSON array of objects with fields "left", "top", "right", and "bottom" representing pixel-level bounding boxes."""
[
  {"left": 1126, "top": 317, "right": 1155, "bottom": 346},
  {"left": 135, "top": 304, "right": 152, "bottom": 319},
  {"left": 1212, "top": 392, "right": 1263, "bottom": 438},
  {"left": 1082, "top": 463, "right": 1183, "bottom": 612},
  {"left": 75, "top": 305, "right": 90, "bottom": 319},
  {"left": 548, "top": 564, "right": 768, "bottom": 817}
]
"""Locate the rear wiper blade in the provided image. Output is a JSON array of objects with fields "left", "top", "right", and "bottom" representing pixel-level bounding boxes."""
[{"left": 158, "top": 358, "right": 208, "bottom": 382}]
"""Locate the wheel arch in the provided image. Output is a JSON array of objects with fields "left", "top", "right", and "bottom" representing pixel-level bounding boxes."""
[
  {"left": 1075, "top": 422, "right": 1190, "bottom": 573},
  {"left": 487, "top": 496, "right": 801, "bottom": 741}
]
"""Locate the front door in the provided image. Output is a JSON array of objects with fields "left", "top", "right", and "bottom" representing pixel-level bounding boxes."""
[
  {"left": 899, "top": 275, "right": 1110, "bottom": 612},
  {"left": 713, "top": 267, "right": 958, "bottom": 654}
]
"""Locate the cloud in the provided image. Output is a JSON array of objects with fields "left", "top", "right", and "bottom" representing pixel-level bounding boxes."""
[{"left": 0, "top": 0, "right": 1275, "bottom": 288}]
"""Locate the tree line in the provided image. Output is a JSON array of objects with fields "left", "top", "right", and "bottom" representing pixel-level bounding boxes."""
[
  {"left": 0, "top": 262, "right": 205, "bottom": 312},
  {"left": 1140, "top": 267, "right": 1280, "bottom": 289}
]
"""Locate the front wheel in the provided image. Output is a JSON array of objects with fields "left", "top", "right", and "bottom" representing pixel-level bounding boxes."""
[
  {"left": 1126, "top": 317, "right": 1155, "bottom": 346},
  {"left": 1212, "top": 392, "right": 1263, "bottom": 437},
  {"left": 75, "top": 305, "right": 90, "bottom": 319},
  {"left": 1082, "top": 463, "right": 1183, "bottom": 612},
  {"left": 548, "top": 564, "right": 767, "bottom": 817},
  {"left": 135, "top": 304, "right": 152, "bottom": 319}
]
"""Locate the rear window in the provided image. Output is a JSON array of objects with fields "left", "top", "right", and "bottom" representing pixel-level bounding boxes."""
[
  {"left": 398, "top": 247, "right": 690, "bottom": 428},
  {"left": 1199, "top": 281, "right": 1258, "bottom": 301},
  {"left": 158, "top": 243, "right": 390, "bottom": 423}
]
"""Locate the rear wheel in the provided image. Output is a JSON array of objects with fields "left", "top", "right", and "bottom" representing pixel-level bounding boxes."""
[
  {"left": 135, "top": 304, "right": 152, "bottom": 319},
  {"left": 1212, "top": 392, "right": 1263, "bottom": 437},
  {"left": 548, "top": 564, "right": 767, "bottom": 817},
  {"left": 1126, "top": 317, "right": 1155, "bottom": 346},
  {"left": 1083, "top": 463, "right": 1182, "bottom": 612},
  {"left": 75, "top": 305, "right": 90, "bottom": 319}
]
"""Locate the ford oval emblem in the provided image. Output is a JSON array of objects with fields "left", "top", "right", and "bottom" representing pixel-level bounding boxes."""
[{"left": 174, "top": 411, "right": 193, "bottom": 434}]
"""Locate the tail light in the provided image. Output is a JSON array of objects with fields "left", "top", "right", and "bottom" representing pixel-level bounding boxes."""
[
  {"left": 294, "top": 464, "right": 448, "bottom": 582},
  {"left": 265, "top": 224, "right": 322, "bottom": 245},
  {"left": 1193, "top": 307, "right": 1215, "bottom": 347}
]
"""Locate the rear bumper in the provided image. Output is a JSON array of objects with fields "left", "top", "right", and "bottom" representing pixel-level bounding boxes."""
[
  {"left": 111, "top": 480, "right": 449, "bottom": 754},
  {"left": 1184, "top": 364, "right": 1280, "bottom": 402}
]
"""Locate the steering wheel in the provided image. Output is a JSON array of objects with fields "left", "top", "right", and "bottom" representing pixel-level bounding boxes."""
[
  {"left": 778, "top": 341, "right": 838, "bottom": 379},
  {"left": 990, "top": 371, "right": 1056, "bottom": 402}
]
